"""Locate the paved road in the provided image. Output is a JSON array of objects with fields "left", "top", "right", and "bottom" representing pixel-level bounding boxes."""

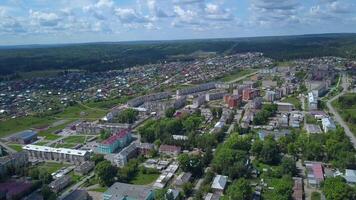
[
  {"left": 0, "top": 140, "right": 16, "bottom": 153},
  {"left": 326, "top": 74, "right": 356, "bottom": 148},
  {"left": 59, "top": 172, "right": 95, "bottom": 200}
]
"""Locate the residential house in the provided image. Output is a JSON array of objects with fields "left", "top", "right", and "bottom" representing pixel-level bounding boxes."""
[
  {"left": 103, "top": 182, "right": 154, "bottom": 200},
  {"left": 159, "top": 145, "right": 181, "bottom": 156},
  {"left": 49, "top": 175, "right": 71, "bottom": 193},
  {"left": 74, "top": 161, "right": 95, "bottom": 176},
  {"left": 211, "top": 175, "right": 228, "bottom": 192}
]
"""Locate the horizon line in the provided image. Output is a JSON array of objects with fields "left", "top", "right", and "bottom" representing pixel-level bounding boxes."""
[{"left": 1, "top": 32, "right": 356, "bottom": 48}]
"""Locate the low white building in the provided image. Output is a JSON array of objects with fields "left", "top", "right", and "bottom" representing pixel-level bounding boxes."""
[
  {"left": 211, "top": 175, "right": 228, "bottom": 192},
  {"left": 321, "top": 117, "right": 336, "bottom": 133},
  {"left": 308, "top": 92, "right": 318, "bottom": 110}
]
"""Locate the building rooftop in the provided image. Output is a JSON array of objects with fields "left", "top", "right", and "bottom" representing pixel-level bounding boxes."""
[
  {"left": 102, "top": 129, "right": 130, "bottom": 145},
  {"left": 322, "top": 117, "right": 336, "bottom": 129},
  {"left": 23, "top": 144, "right": 89, "bottom": 156},
  {"left": 159, "top": 145, "right": 181, "bottom": 153},
  {"left": 104, "top": 182, "right": 153, "bottom": 200},
  {"left": 212, "top": 175, "right": 228, "bottom": 190},
  {"left": 345, "top": 169, "right": 356, "bottom": 183},
  {"left": 12, "top": 130, "right": 37, "bottom": 140}
]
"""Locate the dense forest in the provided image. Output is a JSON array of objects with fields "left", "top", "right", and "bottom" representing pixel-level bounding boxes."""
[{"left": 1, "top": 33, "right": 356, "bottom": 76}]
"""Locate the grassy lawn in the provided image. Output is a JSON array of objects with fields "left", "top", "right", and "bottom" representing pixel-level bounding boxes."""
[
  {"left": 63, "top": 136, "right": 86, "bottom": 144},
  {"left": 8, "top": 144, "right": 23, "bottom": 152},
  {"left": 38, "top": 132, "right": 62, "bottom": 141},
  {"left": 85, "top": 97, "right": 130, "bottom": 110},
  {"left": 34, "top": 141, "right": 50, "bottom": 146},
  {"left": 282, "top": 96, "right": 302, "bottom": 110},
  {"left": 218, "top": 69, "right": 257, "bottom": 83},
  {"left": 90, "top": 187, "right": 108, "bottom": 193},
  {"left": 37, "top": 162, "right": 69, "bottom": 174},
  {"left": 0, "top": 102, "right": 105, "bottom": 139},
  {"left": 305, "top": 114, "right": 318, "bottom": 124},
  {"left": 0, "top": 116, "right": 55, "bottom": 138},
  {"left": 332, "top": 94, "right": 356, "bottom": 135},
  {"left": 54, "top": 143, "right": 77, "bottom": 148},
  {"left": 56, "top": 104, "right": 107, "bottom": 119},
  {"left": 129, "top": 171, "right": 160, "bottom": 185},
  {"left": 311, "top": 191, "right": 321, "bottom": 200},
  {"left": 68, "top": 171, "right": 83, "bottom": 183}
]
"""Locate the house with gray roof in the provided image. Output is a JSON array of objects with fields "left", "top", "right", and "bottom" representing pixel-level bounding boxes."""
[
  {"left": 211, "top": 175, "right": 228, "bottom": 192},
  {"left": 103, "top": 182, "right": 154, "bottom": 200}
]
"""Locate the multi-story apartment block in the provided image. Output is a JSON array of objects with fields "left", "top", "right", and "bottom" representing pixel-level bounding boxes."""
[
  {"left": 96, "top": 129, "right": 132, "bottom": 154},
  {"left": 23, "top": 145, "right": 90, "bottom": 165}
]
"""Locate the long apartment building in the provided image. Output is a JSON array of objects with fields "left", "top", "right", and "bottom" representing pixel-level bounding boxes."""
[
  {"left": 96, "top": 129, "right": 132, "bottom": 154},
  {"left": 127, "top": 92, "right": 172, "bottom": 107},
  {"left": 176, "top": 82, "right": 216, "bottom": 96},
  {"left": 23, "top": 145, "right": 90, "bottom": 165},
  {"left": 76, "top": 122, "right": 130, "bottom": 135}
]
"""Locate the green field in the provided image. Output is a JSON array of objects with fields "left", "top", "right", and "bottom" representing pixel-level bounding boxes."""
[
  {"left": 37, "top": 162, "right": 69, "bottom": 174},
  {"left": 38, "top": 132, "right": 62, "bottom": 141},
  {"left": 332, "top": 93, "right": 356, "bottom": 135},
  {"left": 129, "top": 171, "right": 160, "bottom": 185},
  {"left": 0, "top": 101, "right": 108, "bottom": 138},
  {"left": 90, "top": 186, "right": 108, "bottom": 193},
  {"left": 54, "top": 143, "right": 77, "bottom": 148},
  {"left": 63, "top": 136, "right": 86, "bottom": 144},
  {"left": 8, "top": 144, "right": 23, "bottom": 152},
  {"left": 34, "top": 141, "right": 49, "bottom": 146},
  {"left": 55, "top": 103, "right": 107, "bottom": 119},
  {"left": 217, "top": 69, "right": 257, "bottom": 83},
  {"left": 0, "top": 116, "right": 56, "bottom": 138},
  {"left": 282, "top": 96, "right": 302, "bottom": 110}
]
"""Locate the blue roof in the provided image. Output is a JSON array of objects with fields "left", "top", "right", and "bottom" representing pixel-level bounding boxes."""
[{"left": 16, "top": 130, "right": 37, "bottom": 140}]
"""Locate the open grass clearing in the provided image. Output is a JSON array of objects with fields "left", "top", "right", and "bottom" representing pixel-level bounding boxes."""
[
  {"left": 62, "top": 135, "right": 86, "bottom": 144},
  {"left": 217, "top": 69, "right": 257, "bottom": 83},
  {"left": 37, "top": 162, "right": 69, "bottom": 174},
  {"left": 7, "top": 144, "right": 23, "bottom": 152},
  {"left": 129, "top": 171, "right": 160, "bottom": 185},
  {"left": 282, "top": 96, "right": 302, "bottom": 110}
]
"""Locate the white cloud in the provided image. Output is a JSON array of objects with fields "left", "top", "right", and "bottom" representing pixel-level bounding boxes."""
[
  {"left": 115, "top": 8, "right": 149, "bottom": 24},
  {"left": 29, "top": 10, "right": 60, "bottom": 27}
]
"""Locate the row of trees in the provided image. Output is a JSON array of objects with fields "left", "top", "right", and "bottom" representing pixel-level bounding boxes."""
[
  {"left": 95, "top": 158, "right": 159, "bottom": 187},
  {"left": 115, "top": 108, "right": 139, "bottom": 124},
  {"left": 212, "top": 134, "right": 252, "bottom": 179},
  {"left": 138, "top": 112, "right": 204, "bottom": 143},
  {"left": 338, "top": 94, "right": 356, "bottom": 109},
  {"left": 252, "top": 104, "right": 278, "bottom": 125}
]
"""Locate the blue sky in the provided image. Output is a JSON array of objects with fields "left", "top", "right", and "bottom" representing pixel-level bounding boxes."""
[{"left": 0, "top": 0, "right": 356, "bottom": 45}]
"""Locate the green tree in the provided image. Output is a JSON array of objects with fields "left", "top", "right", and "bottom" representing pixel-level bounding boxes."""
[
  {"left": 41, "top": 185, "right": 57, "bottom": 200},
  {"left": 224, "top": 178, "right": 252, "bottom": 200},
  {"left": 29, "top": 168, "right": 40, "bottom": 180},
  {"left": 117, "top": 159, "right": 139, "bottom": 182},
  {"left": 259, "top": 137, "right": 280, "bottom": 164},
  {"left": 178, "top": 154, "right": 203, "bottom": 177},
  {"left": 100, "top": 130, "right": 111, "bottom": 140},
  {"left": 39, "top": 170, "right": 53, "bottom": 184},
  {"left": 280, "top": 157, "right": 297, "bottom": 176},
  {"left": 91, "top": 154, "right": 104, "bottom": 165},
  {"left": 95, "top": 161, "right": 117, "bottom": 186},
  {"left": 182, "top": 182, "right": 194, "bottom": 197},
  {"left": 116, "top": 108, "right": 138, "bottom": 124},
  {"left": 165, "top": 107, "right": 176, "bottom": 118},
  {"left": 322, "top": 176, "right": 356, "bottom": 200}
]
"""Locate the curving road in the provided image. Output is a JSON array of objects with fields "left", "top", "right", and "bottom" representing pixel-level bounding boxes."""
[{"left": 326, "top": 74, "right": 356, "bottom": 148}]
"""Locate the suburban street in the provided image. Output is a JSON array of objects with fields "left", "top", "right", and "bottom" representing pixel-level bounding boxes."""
[
  {"left": 326, "top": 74, "right": 356, "bottom": 148},
  {"left": 0, "top": 140, "right": 16, "bottom": 153},
  {"left": 59, "top": 172, "right": 95, "bottom": 200}
]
